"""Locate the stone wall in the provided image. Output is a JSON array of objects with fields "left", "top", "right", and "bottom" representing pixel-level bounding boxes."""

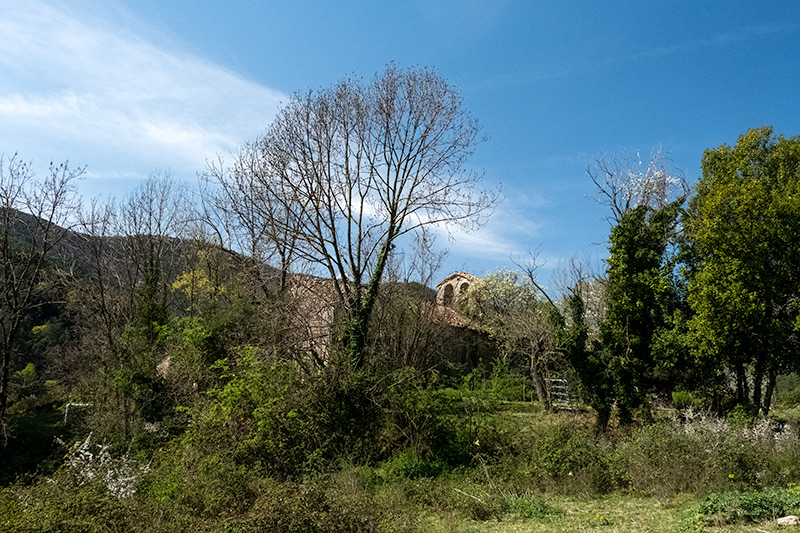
[{"left": 435, "top": 271, "right": 479, "bottom": 307}]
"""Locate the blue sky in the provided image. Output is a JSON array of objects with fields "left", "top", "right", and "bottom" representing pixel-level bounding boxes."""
[{"left": 1, "top": 1, "right": 798, "bottom": 289}]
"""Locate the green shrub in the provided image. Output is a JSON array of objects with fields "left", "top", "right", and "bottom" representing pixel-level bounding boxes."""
[
  {"left": 727, "top": 403, "right": 757, "bottom": 427},
  {"left": 153, "top": 452, "right": 253, "bottom": 518},
  {"left": 616, "top": 422, "right": 704, "bottom": 498},
  {"left": 615, "top": 413, "right": 800, "bottom": 498},
  {"left": 506, "top": 493, "right": 563, "bottom": 520},
  {"left": 199, "top": 348, "right": 344, "bottom": 478},
  {"left": 222, "top": 480, "right": 380, "bottom": 533},
  {"left": 0, "top": 482, "right": 128, "bottom": 533},
  {"left": 671, "top": 390, "right": 706, "bottom": 411},
  {"left": 695, "top": 487, "right": 800, "bottom": 525},
  {"left": 381, "top": 448, "right": 446, "bottom": 480},
  {"left": 489, "top": 365, "right": 532, "bottom": 402},
  {"left": 528, "top": 425, "right": 612, "bottom": 495},
  {"left": 379, "top": 367, "right": 479, "bottom": 467},
  {"left": 776, "top": 374, "right": 800, "bottom": 406}
]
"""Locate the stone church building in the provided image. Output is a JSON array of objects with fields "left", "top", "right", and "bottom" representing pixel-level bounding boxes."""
[{"left": 435, "top": 271, "right": 479, "bottom": 308}]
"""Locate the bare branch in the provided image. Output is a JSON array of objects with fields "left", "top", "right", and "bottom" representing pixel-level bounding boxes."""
[
  {"left": 203, "top": 65, "right": 498, "bottom": 367},
  {"left": 588, "top": 145, "right": 687, "bottom": 224}
]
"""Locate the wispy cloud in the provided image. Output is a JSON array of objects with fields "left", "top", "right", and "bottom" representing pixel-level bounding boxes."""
[
  {"left": 432, "top": 184, "right": 547, "bottom": 266},
  {"left": 0, "top": 0, "right": 285, "bottom": 183}
]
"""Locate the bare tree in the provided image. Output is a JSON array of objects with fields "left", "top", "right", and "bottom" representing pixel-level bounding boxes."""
[
  {"left": 215, "top": 65, "right": 496, "bottom": 369},
  {"left": 76, "top": 198, "right": 123, "bottom": 362},
  {"left": 203, "top": 140, "right": 303, "bottom": 293},
  {"left": 73, "top": 172, "right": 188, "bottom": 439},
  {"left": 116, "top": 171, "right": 188, "bottom": 330},
  {"left": 0, "top": 154, "right": 82, "bottom": 440},
  {"left": 403, "top": 229, "right": 448, "bottom": 288}
]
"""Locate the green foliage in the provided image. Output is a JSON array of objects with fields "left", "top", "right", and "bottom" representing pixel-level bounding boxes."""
[
  {"left": 671, "top": 390, "right": 706, "bottom": 411},
  {"left": 528, "top": 425, "right": 612, "bottom": 494},
  {"left": 694, "top": 487, "right": 800, "bottom": 525},
  {"left": 0, "top": 409, "right": 66, "bottom": 484},
  {"left": 148, "top": 451, "right": 254, "bottom": 518},
  {"left": 616, "top": 422, "right": 707, "bottom": 499},
  {"left": 558, "top": 292, "right": 614, "bottom": 430},
  {"left": 685, "top": 127, "right": 800, "bottom": 414},
  {"left": 615, "top": 413, "right": 800, "bottom": 500},
  {"left": 726, "top": 404, "right": 757, "bottom": 427},
  {"left": 0, "top": 482, "right": 129, "bottom": 533},
  {"left": 190, "top": 352, "right": 476, "bottom": 479},
  {"left": 381, "top": 448, "right": 447, "bottom": 480},
  {"left": 507, "top": 494, "right": 563, "bottom": 520},
  {"left": 199, "top": 348, "right": 318, "bottom": 477},
  {"left": 600, "top": 200, "right": 684, "bottom": 422},
  {"left": 379, "top": 367, "right": 492, "bottom": 469},
  {"left": 488, "top": 363, "right": 533, "bottom": 402},
  {"left": 776, "top": 374, "right": 800, "bottom": 406},
  {"left": 7, "top": 363, "right": 43, "bottom": 412},
  {"left": 228, "top": 480, "right": 381, "bottom": 533},
  {"left": 8, "top": 397, "right": 800, "bottom": 530}
]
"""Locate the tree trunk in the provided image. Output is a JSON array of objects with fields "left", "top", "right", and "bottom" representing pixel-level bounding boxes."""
[
  {"left": 752, "top": 367, "right": 764, "bottom": 416},
  {"left": 347, "top": 233, "right": 394, "bottom": 370},
  {"left": 530, "top": 356, "right": 551, "bottom": 412},
  {"left": 762, "top": 371, "right": 776, "bottom": 416},
  {"left": 123, "top": 394, "right": 130, "bottom": 440},
  {"left": 735, "top": 363, "right": 749, "bottom": 405},
  {"left": 595, "top": 406, "right": 611, "bottom": 434},
  {"left": 0, "top": 328, "right": 19, "bottom": 441},
  {"left": 0, "top": 346, "right": 10, "bottom": 443}
]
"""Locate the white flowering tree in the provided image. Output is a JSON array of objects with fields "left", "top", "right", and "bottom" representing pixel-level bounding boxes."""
[
  {"left": 588, "top": 146, "right": 687, "bottom": 223},
  {"left": 459, "top": 269, "right": 562, "bottom": 411}
]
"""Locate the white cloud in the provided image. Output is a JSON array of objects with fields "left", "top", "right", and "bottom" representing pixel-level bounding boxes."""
[
  {"left": 432, "top": 183, "right": 547, "bottom": 265},
  {"left": 0, "top": 0, "right": 285, "bottom": 187}
]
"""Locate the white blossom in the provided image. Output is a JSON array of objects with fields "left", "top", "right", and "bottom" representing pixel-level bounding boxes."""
[{"left": 61, "top": 433, "right": 150, "bottom": 499}]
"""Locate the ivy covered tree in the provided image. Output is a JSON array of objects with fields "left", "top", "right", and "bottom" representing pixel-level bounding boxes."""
[
  {"left": 574, "top": 148, "right": 686, "bottom": 428},
  {"left": 599, "top": 200, "right": 683, "bottom": 422},
  {"left": 557, "top": 288, "right": 615, "bottom": 431},
  {"left": 684, "top": 127, "right": 800, "bottom": 415}
]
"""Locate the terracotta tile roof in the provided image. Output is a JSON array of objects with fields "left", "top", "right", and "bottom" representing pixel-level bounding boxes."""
[{"left": 423, "top": 301, "right": 483, "bottom": 331}]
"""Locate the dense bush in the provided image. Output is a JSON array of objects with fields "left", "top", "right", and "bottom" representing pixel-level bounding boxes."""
[
  {"left": 525, "top": 424, "right": 613, "bottom": 495},
  {"left": 693, "top": 486, "right": 800, "bottom": 525},
  {"left": 615, "top": 410, "right": 800, "bottom": 499}
]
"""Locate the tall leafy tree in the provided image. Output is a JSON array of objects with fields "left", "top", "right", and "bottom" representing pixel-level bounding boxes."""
[
  {"left": 577, "top": 148, "right": 686, "bottom": 427},
  {"left": 600, "top": 200, "right": 683, "bottom": 422},
  {"left": 684, "top": 127, "right": 800, "bottom": 415}
]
